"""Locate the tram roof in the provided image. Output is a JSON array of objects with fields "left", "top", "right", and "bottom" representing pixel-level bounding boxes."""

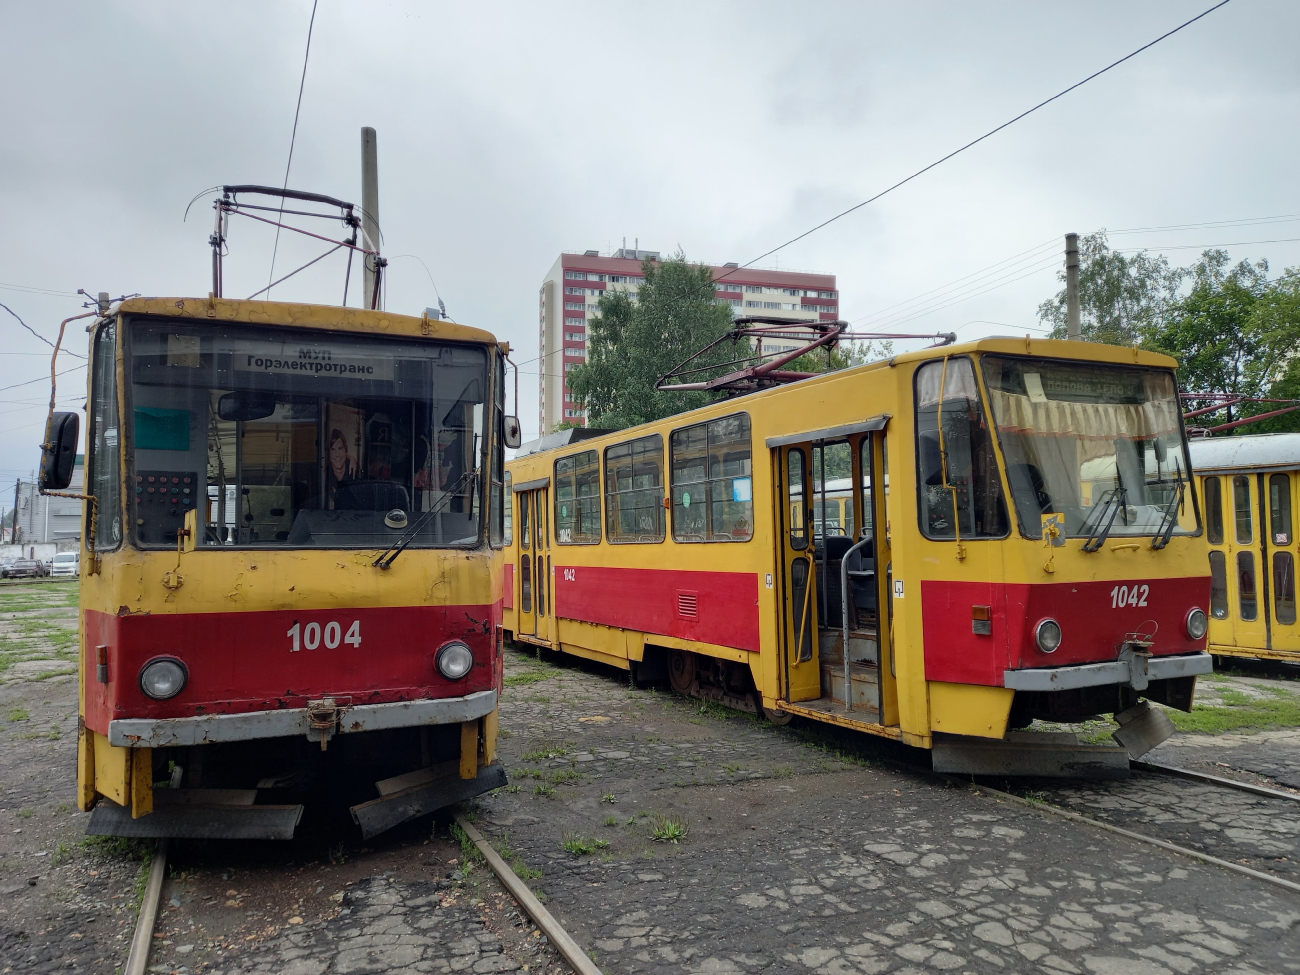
[
  {"left": 115, "top": 297, "right": 501, "bottom": 348},
  {"left": 889, "top": 336, "right": 1177, "bottom": 370},
  {"left": 1188, "top": 433, "right": 1300, "bottom": 475}
]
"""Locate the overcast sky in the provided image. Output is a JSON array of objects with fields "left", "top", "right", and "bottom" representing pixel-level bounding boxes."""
[{"left": 1, "top": 0, "right": 1297, "bottom": 486}]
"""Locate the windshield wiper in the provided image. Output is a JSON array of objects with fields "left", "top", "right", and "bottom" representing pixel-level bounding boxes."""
[
  {"left": 1081, "top": 486, "right": 1127, "bottom": 553},
  {"left": 373, "top": 470, "right": 479, "bottom": 569},
  {"left": 1151, "top": 461, "right": 1184, "bottom": 550}
]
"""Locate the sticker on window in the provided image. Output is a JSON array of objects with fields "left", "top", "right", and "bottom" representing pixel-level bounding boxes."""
[
  {"left": 682, "top": 491, "right": 691, "bottom": 508},
  {"left": 732, "top": 477, "right": 752, "bottom": 503}
]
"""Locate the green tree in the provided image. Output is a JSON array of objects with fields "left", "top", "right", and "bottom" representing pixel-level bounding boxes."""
[
  {"left": 1146, "top": 250, "right": 1273, "bottom": 428},
  {"left": 1038, "top": 231, "right": 1184, "bottom": 345},
  {"left": 567, "top": 255, "right": 737, "bottom": 431}
]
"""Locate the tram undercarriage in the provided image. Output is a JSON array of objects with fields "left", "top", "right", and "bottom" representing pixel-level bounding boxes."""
[{"left": 85, "top": 719, "right": 506, "bottom": 841}]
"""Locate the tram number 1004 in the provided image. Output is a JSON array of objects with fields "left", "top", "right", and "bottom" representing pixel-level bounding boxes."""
[
  {"left": 287, "top": 619, "right": 362, "bottom": 652},
  {"left": 1109, "top": 584, "right": 1150, "bottom": 609}
]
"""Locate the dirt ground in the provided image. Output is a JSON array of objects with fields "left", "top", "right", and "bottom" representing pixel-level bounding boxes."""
[{"left": 4, "top": 577, "right": 1300, "bottom": 974}]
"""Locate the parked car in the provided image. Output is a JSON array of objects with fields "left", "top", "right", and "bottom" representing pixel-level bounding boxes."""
[
  {"left": 50, "top": 552, "right": 79, "bottom": 577},
  {"left": 2, "top": 559, "right": 46, "bottom": 579}
]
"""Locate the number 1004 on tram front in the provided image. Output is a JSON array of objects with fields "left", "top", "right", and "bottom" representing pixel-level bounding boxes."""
[{"left": 43, "top": 296, "right": 514, "bottom": 839}]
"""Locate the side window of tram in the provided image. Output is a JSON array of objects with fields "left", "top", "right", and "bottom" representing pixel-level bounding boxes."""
[
  {"left": 670, "top": 413, "right": 754, "bottom": 543},
  {"left": 1233, "top": 475, "right": 1253, "bottom": 544},
  {"left": 554, "top": 451, "right": 601, "bottom": 544},
  {"left": 1209, "top": 551, "right": 1229, "bottom": 619},
  {"left": 502, "top": 472, "right": 513, "bottom": 546},
  {"left": 1238, "top": 551, "right": 1258, "bottom": 621},
  {"left": 605, "top": 435, "right": 665, "bottom": 543},
  {"left": 914, "top": 359, "right": 1008, "bottom": 540},
  {"left": 788, "top": 449, "right": 807, "bottom": 551},
  {"left": 1204, "top": 476, "right": 1224, "bottom": 545},
  {"left": 89, "top": 323, "right": 123, "bottom": 549},
  {"left": 1272, "top": 473, "right": 1296, "bottom": 624}
]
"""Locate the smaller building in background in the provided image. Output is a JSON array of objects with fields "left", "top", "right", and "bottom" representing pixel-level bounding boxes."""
[
  {"left": 538, "top": 248, "right": 838, "bottom": 432},
  {"left": 10, "top": 456, "right": 84, "bottom": 545}
]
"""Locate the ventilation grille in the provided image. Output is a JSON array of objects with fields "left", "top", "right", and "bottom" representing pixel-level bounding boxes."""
[{"left": 677, "top": 591, "right": 698, "bottom": 620}]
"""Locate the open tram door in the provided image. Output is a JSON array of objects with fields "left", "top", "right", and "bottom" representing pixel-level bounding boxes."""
[
  {"left": 513, "top": 478, "right": 553, "bottom": 647},
  {"left": 771, "top": 418, "right": 897, "bottom": 727}
]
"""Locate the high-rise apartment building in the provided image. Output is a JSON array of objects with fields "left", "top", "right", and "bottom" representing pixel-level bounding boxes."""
[{"left": 538, "top": 248, "right": 838, "bottom": 432}]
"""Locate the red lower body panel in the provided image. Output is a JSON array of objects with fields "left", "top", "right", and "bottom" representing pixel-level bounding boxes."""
[
  {"left": 921, "top": 576, "right": 1210, "bottom": 686},
  {"left": 554, "top": 565, "right": 761, "bottom": 653},
  {"left": 83, "top": 603, "right": 500, "bottom": 736}
]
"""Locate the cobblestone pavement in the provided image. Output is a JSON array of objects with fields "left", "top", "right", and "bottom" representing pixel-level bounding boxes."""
[
  {"left": 478, "top": 646, "right": 1300, "bottom": 975},
  {"left": 1149, "top": 728, "right": 1300, "bottom": 791},
  {"left": 196, "top": 876, "right": 528, "bottom": 975}
]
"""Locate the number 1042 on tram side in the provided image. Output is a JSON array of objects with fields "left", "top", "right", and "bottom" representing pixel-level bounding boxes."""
[{"left": 503, "top": 337, "right": 1211, "bottom": 775}]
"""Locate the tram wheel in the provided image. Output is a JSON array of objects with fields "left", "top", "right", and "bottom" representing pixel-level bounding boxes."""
[
  {"left": 668, "top": 649, "right": 697, "bottom": 694},
  {"left": 761, "top": 701, "right": 794, "bottom": 726}
]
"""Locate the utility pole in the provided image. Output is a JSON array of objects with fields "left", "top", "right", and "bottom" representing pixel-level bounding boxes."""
[
  {"left": 361, "top": 127, "right": 382, "bottom": 311},
  {"left": 1065, "top": 232, "right": 1081, "bottom": 341}
]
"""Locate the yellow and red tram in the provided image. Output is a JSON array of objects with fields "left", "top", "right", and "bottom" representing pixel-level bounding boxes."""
[
  {"left": 43, "top": 296, "right": 514, "bottom": 839},
  {"left": 504, "top": 338, "right": 1213, "bottom": 773}
]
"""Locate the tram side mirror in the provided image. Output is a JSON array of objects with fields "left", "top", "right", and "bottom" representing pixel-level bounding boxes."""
[
  {"left": 39, "top": 412, "right": 79, "bottom": 491},
  {"left": 217, "top": 390, "right": 276, "bottom": 422},
  {"left": 503, "top": 415, "right": 522, "bottom": 450}
]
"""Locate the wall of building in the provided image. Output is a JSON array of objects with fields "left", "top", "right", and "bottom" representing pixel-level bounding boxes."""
[
  {"left": 538, "top": 249, "right": 837, "bottom": 434},
  {"left": 9, "top": 460, "right": 84, "bottom": 545}
]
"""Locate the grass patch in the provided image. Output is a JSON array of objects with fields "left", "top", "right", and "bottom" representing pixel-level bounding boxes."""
[
  {"left": 533, "top": 784, "right": 556, "bottom": 798},
  {"left": 604, "top": 816, "right": 619, "bottom": 827},
  {"left": 521, "top": 742, "right": 569, "bottom": 761},
  {"left": 492, "top": 831, "right": 543, "bottom": 881},
  {"left": 1167, "top": 685, "right": 1300, "bottom": 734},
  {"left": 600, "top": 793, "right": 616, "bottom": 803},
  {"left": 449, "top": 821, "right": 484, "bottom": 866},
  {"left": 561, "top": 833, "right": 609, "bottom": 855},
  {"left": 548, "top": 769, "right": 582, "bottom": 785},
  {"left": 504, "top": 670, "right": 559, "bottom": 687},
  {"left": 7, "top": 708, "right": 28, "bottom": 722},
  {"left": 650, "top": 812, "right": 689, "bottom": 844}
]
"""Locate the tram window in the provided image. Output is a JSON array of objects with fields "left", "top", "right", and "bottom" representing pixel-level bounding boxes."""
[
  {"left": 1209, "top": 550, "right": 1229, "bottom": 619},
  {"left": 858, "top": 437, "right": 874, "bottom": 539},
  {"left": 519, "top": 490, "right": 530, "bottom": 550},
  {"left": 1234, "top": 475, "right": 1253, "bottom": 544},
  {"left": 490, "top": 356, "right": 506, "bottom": 548},
  {"left": 981, "top": 357, "right": 1196, "bottom": 541},
  {"left": 915, "top": 358, "right": 1008, "bottom": 540},
  {"left": 554, "top": 450, "right": 601, "bottom": 544},
  {"left": 520, "top": 545, "right": 532, "bottom": 613},
  {"left": 605, "top": 435, "right": 665, "bottom": 543},
  {"left": 1275, "top": 552, "right": 1296, "bottom": 625},
  {"left": 670, "top": 413, "right": 753, "bottom": 543},
  {"left": 88, "top": 322, "right": 123, "bottom": 550},
  {"left": 1204, "top": 476, "right": 1224, "bottom": 545},
  {"left": 126, "top": 318, "right": 487, "bottom": 549},
  {"left": 1270, "top": 473, "right": 1292, "bottom": 545},
  {"left": 503, "top": 472, "right": 513, "bottom": 545},
  {"left": 1238, "top": 551, "right": 1258, "bottom": 621},
  {"left": 788, "top": 449, "right": 807, "bottom": 551},
  {"left": 812, "top": 442, "right": 852, "bottom": 539}
]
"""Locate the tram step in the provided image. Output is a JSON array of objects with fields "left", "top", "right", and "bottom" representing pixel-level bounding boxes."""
[
  {"left": 820, "top": 663, "right": 879, "bottom": 709},
  {"left": 351, "top": 761, "right": 508, "bottom": 840},
  {"left": 87, "top": 797, "right": 304, "bottom": 840},
  {"left": 818, "top": 631, "right": 878, "bottom": 665}
]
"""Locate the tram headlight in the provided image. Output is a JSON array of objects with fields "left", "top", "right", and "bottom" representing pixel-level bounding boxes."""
[
  {"left": 1186, "top": 607, "right": 1209, "bottom": 641},
  {"left": 436, "top": 641, "right": 474, "bottom": 680},
  {"left": 139, "top": 657, "right": 188, "bottom": 700},
  {"left": 1034, "top": 618, "right": 1063, "bottom": 654}
]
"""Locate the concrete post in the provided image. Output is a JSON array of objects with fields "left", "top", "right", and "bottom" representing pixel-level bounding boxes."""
[
  {"left": 361, "top": 127, "right": 381, "bottom": 310},
  {"left": 1065, "top": 233, "right": 1081, "bottom": 341}
]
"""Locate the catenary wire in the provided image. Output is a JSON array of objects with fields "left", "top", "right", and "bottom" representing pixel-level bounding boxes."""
[
  {"left": 266, "top": 0, "right": 320, "bottom": 298},
  {"left": 0, "top": 303, "right": 86, "bottom": 359}
]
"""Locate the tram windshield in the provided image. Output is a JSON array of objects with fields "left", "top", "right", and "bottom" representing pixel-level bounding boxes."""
[
  {"left": 980, "top": 356, "right": 1197, "bottom": 541},
  {"left": 124, "top": 319, "right": 487, "bottom": 549}
]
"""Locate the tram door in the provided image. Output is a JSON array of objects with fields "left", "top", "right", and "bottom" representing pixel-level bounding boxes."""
[
  {"left": 778, "top": 445, "right": 821, "bottom": 702},
  {"left": 1222, "top": 474, "right": 1269, "bottom": 653},
  {"left": 516, "top": 486, "right": 553, "bottom": 644}
]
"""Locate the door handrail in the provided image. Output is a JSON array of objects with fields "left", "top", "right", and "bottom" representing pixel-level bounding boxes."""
[{"left": 841, "top": 533, "right": 874, "bottom": 711}]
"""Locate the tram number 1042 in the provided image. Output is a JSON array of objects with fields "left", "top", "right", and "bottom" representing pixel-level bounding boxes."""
[
  {"left": 1109, "top": 584, "right": 1150, "bottom": 609},
  {"left": 287, "top": 620, "right": 362, "bottom": 652}
]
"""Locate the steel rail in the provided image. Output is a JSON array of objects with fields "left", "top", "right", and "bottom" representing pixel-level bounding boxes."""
[
  {"left": 455, "top": 814, "right": 604, "bottom": 975},
  {"left": 959, "top": 779, "right": 1300, "bottom": 898},
  {"left": 1133, "top": 760, "right": 1300, "bottom": 803},
  {"left": 124, "top": 839, "right": 169, "bottom": 975}
]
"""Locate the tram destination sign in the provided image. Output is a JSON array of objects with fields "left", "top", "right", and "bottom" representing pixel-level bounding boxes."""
[{"left": 230, "top": 339, "right": 395, "bottom": 382}]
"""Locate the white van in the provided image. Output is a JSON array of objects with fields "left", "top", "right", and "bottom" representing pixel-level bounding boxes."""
[{"left": 51, "top": 552, "right": 79, "bottom": 577}]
